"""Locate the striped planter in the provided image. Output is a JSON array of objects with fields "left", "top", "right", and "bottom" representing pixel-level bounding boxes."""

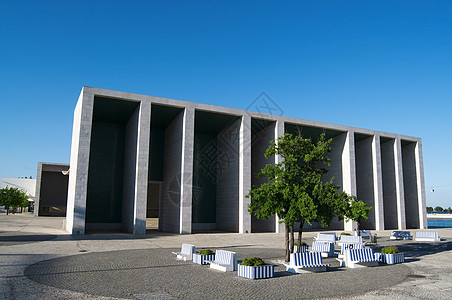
[
  {"left": 381, "top": 253, "right": 405, "bottom": 264},
  {"left": 192, "top": 253, "right": 215, "bottom": 265},
  {"left": 293, "top": 245, "right": 309, "bottom": 253},
  {"left": 374, "top": 253, "right": 382, "bottom": 262},
  {"left": 238, "top": 264, "right": 275, "bottom": 280}
]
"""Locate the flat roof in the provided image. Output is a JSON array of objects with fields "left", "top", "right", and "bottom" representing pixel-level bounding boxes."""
[{"left": 81, "top": 86, "right": 421, "bottom": 143}]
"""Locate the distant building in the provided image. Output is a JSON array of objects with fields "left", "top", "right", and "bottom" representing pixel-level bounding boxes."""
[
  {"left": 65, "top": 87, "right": 427, "bottom": 235},
  {"left": 34, "top": 162, "right": 70, "bottom": 217}
]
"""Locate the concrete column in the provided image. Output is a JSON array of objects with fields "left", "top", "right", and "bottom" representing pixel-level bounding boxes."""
[
  {"left": 415, "top": 141, "right": 427, "bottom": 229},
  {"left": 132, "top": 101, "right": 151, "bottom": 234},
  {"left": 342, "top": 131, "right": 358, "bottom": 232},
  {"left": 34, "top": 162, "right": 43, "bottom": 217},
  {"left": 122, "top": 107, "right": 140, "bottom": 234},
  {"left": 66, "top": 88, "right": 94, "bottom": 234},
  {"left": 180, "top": 107, "right": 195, "bottom": 234},
  {"left": 274, "top": 120, "right": 285, "bottom": 233},
  {"left": 239, "top": 115, "right": 252, "bottom": 233},
  {"left": 372, "top": 135, "right": 385, "bottom": 230},
  {"left": 394, "top": 138, "right": 406, "bottom": 229}
]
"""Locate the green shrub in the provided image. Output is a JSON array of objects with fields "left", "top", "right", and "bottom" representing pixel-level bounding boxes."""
[
  {"left": 341, "top": 232, "right": 351, "bottom": 236},
  {"left": 381, "top": 246, "right": 399, "bottom": 254},
  {"left": 240, "top": 257, "right": 265, "bottom": 267},
  {"left": 294, "top": 242, "right": 307, "bottom": 246},
  {"left": 199, "top": 249, "right": 214, "bottom": 255}
]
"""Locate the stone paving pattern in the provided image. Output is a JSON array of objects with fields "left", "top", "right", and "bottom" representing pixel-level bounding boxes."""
[{"left": 1, "top": 214, "right": 452, "bottom": 299}]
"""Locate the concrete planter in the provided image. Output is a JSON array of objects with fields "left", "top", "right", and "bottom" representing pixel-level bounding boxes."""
[
  {"left": 293, "top": 245, "right": 309, "bottom": 253},
  {"left": 192, "top": 253, "right": 215, "bottom": 265},
  {"left": 238, "top": 264, "right": 275, "bottom": 279},
  {"left": 375, "top": 253, "right": 405, "bottom": 264},
  {"left": 381, "top": 253, "right": 405, "bottom": 264}
]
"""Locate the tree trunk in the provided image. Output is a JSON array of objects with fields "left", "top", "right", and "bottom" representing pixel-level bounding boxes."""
[
  {"left": 6, "top": 207, "right": 8, "bottom": 215},
  {"left": 289, "top": 223, "right": 294, "bottom": 254},
  {"left": 297, "top": 220, "right": 305, "bottom": 252},
  {"left": 356, "top": 222, "right": 361, "bottom": 236},
  {"left": 285, "top": 223, "right": 290, "bottom": 262}
]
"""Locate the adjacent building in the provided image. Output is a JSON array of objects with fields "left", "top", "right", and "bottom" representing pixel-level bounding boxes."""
[
  {"left": 65, "top": 87, "right": 427, "bottom": 235},
  {"left": 34, "top": 162, "right": 70, "bottom": 217}
]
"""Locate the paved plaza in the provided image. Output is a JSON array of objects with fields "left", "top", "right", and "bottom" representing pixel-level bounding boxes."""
[{"left": 1, "top": 214, "right": 451, "bottom": 299}]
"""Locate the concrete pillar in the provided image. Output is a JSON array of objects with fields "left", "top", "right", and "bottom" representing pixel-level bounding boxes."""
[
  {"left": 239, "top": 115, "right": 252, "bottom": 233},
  {"left": 180, "top": 107, "right": 195, "bottom": 234},
  {"left": 342, "top": 131, "right": 358, "bottom": 232},
  {"left": 372, "top": 135, "right": 385, "bottom": 230},
  {"left": 34, "top": 163, "right": 43, "bottom": 217},
  {"left": 161, "top": 112, "right": 184, "bottom": 233},
  {"left": 394, "top": 138, "right": 406, "bottom": 229},
  {"left": 122, "top": 107, "right": 140, "bottom": 234},
  {"left": 415, "top": 141, "right": 427, "bottom": 229},
  {"left": 274, "top": 120, "right": 285, "bottom": 233},
  {"left": 132, "top": 101, "right": 151, "bottom": 234},
  {"left": 66, "top": 88, "right": 94, "bottom": 234}
]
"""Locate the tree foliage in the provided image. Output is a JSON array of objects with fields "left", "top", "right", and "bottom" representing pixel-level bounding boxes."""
[
  {"left": 247, "top": 133, "right": 372, "bottom": 261},
  {"left": 434, "top": 206, "right": 443, "bottom": 212},
  {"left": 0, "top": 187, "right": 29, "bottom": 215},
  {"left": 426, "top": 206, "right": 433, "bottom": 212}
]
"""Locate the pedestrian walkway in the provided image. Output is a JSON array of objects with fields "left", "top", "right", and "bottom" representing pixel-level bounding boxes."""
[{"left": 1, "top": 214, "right": 451, "bottom": 299}]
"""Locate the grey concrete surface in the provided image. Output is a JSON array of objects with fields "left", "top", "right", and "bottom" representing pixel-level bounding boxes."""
[{"left": 1, "top": 213, "right": 451, "bottom": 299}]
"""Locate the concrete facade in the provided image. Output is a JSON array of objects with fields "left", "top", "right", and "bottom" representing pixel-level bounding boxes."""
[{"left": 65, "top": 87, "right": 427, "bottom": 234}]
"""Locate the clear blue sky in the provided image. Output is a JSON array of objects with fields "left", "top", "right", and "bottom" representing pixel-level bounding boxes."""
[{"left": 1, "top": 1, "right": 451, "bottom": 208}]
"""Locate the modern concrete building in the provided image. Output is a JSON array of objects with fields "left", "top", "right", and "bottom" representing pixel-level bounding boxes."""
[
  {"left": 34, "top": 162, "right": 70, "bottom": 217},
  {"left": 65, "top": 87, "right": 427, "bottom": 235}
]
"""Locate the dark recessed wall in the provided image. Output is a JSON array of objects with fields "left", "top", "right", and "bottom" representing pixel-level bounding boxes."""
[
  {"left": 86, "top": 97, "right": 139, "bottom": 225},
  {"left": 192, "top": 132, "right": 217, "bottom": 223},
  {"left": 86, "top": 122, "right": 125, "bottom": 223},
  {"left": 39, "top": 171, "right": 69, "bottom": 216}
]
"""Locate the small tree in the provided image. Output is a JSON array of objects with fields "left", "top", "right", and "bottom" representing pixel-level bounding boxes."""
[
  {"left": 0, "top": 187, "right": 29, "bottom": 215},
  {"left": 247, "top": 133, "right": 372, "bottom": 261},
  {"left": 426, "top": 206, "right": 433, "bottom": 212},
  {"left": 342, "top": 195, "right": 372, "bottom": 235},
  {"left": 20, "top": 198, "right": 30, "bottom": 213},
  {"left": 434, "top": 206, "right": 443, "bottom": 213}
]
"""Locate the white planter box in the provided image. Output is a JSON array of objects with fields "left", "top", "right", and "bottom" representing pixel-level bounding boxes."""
[
  {"left": 192, "top": 253, "right": 215, "bottom": 265},
  {"left": 376, "top": 253, "right": 405, "bottom": 264},
  {"left": 293, "top": 245, "right": 309, "bottom": 253},
  {"left": 238, "top": 264, "right": 274, "bottom": 279}
]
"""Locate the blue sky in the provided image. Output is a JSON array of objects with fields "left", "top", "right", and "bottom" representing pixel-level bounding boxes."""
[{"left": 1, "top": 1, "right": 451, "bottom": 208}]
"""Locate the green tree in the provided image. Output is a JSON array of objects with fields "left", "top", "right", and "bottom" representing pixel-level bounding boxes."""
[
  {"left": 0, "top": 187, "right": 29, "bottom": 215},
  {"left": 434, "top": 206, "right": 443, "bottom": 212},
  {"left": 247, "top": 133, "right": 371, "bottom": 261},
  {"left": 341, "top": 195, "right": 372, "bottom": 236},
  {"left": 426, "top": 206, "right": 434, "bottom": 212}
]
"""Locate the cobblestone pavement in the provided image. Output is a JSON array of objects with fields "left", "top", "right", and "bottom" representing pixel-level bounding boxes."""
[
  {"left": 23, "top": 247, "right": 411, "bottom": 299},
  {"left": 1, "top": 214, "right": 452, "bottom": 299}
]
